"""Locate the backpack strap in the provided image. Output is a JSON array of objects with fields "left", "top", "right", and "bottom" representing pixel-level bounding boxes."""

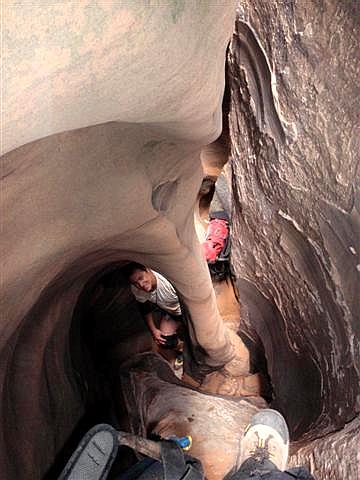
[{"left": 161, "top": 441, "right": 204, "bottom": 480}]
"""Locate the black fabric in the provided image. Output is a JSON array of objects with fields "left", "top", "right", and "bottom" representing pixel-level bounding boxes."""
[
  {"left": 138, "top": 301, "right": 153, "bottom": 315},
  {"left": 153, "top": 305, "right": 183, "bottom": 324},
  {"left": 161, "top": 441, "right": 204, "bottom": 480},
  {"left": 226, "top": 458, "right": 316, "bottom": 480},
  {"left": 116, "top": 441, "right": 204, "bottom": 480},
  {"left": 209, "top": 210, "right": 229, "bottom": 221},
  {"left": 137, "top": 302, "right": 183, "bottom": 324},
  {"left": 115, "top": 458, "right": 158, "bottom": 480},
  {"left": 161, "top": 334, "right": 179, "bottom": 349},
  {"left": 127, "top": 461, "right": 163, "bottom": 479}
]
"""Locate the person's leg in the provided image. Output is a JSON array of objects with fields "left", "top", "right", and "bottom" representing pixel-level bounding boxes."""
[
  {"left": 158, "top": 314, "right": 180, "bottom": 362},
  {"left": 228, "top": 457, "right": 279, "bottom": 479},
  {"left": 159, "top": 314, "right": 179, "bottom": 337},
  {"left": 160, "top": 315, "right": 184, "bottom": 372},
  {"left": 230, "top": 460, "right": 312, "bottom": 479}
]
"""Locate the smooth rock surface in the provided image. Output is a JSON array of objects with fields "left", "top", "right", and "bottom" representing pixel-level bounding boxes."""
[{"left": 1, "top": 3, "right": 242, "bottom": 479}]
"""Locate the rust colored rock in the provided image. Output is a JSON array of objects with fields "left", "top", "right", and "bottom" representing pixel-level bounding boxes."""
[
  {"left": 116, "top": 353, "right": 266, "bottom": 480},
  {"left": 200, "top": 370, "right": 264, "bottom": 398},
  {"left": 227, "top": 1, "right": 359, "bottom": 478},
  {"left": 289, "top": 416, "right": 360, "bottom": 480},
  {"left": 2, "top": 1, "right": 358, "bottom": 479}
]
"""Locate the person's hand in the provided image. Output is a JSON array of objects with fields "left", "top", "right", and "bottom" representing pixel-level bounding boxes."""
[{"left": 152, "top": 328, "right": 166, "bottom": 346}]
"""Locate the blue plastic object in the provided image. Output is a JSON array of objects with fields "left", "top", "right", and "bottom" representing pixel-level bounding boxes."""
[{"left": 169, "top": 435, "right": 192, "bottom": 451}]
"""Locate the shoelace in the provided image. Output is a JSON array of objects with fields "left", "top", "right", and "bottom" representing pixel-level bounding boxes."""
[
  {"left": 249, "top": 445, "right": 271, "bottom": 462},
  {"left": 249, "top": 435, "right": 275, "bottom": 462}
]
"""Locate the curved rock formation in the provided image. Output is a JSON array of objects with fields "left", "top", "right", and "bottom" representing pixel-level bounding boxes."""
[
  {"left": 1, "top": 3, "right": 245, "bottom": 478},
  {"left": 228, "top": 0, "right": 359, "bottom": 477},
  {"left": 1, "top": 1, "right": 359, "bottom": 479}
]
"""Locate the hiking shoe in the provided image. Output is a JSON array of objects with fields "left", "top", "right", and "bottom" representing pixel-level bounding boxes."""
[
  {"left": 174, "top": 353, "right": 183, "bottom": 370},
  {"left": 237, "top": 409, "right": 289, "bottom": 471}
]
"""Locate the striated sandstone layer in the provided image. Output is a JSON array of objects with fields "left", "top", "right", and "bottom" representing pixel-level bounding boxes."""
[
  {"left": 227, "top": 1, "right": 359, "bottom": 477},
  {"left": 289, "top": 415, "right": 360, "bottom": 479}
]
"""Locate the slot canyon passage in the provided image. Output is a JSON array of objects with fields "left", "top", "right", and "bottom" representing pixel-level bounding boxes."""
[{"left": 1, "top": 2, "right": 359, "bottom": 480}]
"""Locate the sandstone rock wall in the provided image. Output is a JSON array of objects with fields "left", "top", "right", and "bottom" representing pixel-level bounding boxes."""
[
  {"left": 289, "top": 415, "right": 360, "bottom": 479},
  {"left": 1, "top": 3, "right": 239, "bottom": 478},
  {"left": 2, "top": 2, "right": 359, "bottom": 478},
  {"left": 227, "top": 0, "right": 359, "bottom": 474}
]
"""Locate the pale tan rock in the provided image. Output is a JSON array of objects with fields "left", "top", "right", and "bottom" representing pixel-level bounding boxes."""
[{"left": 1, "top": 3, "right": 242, "bottom": 478}]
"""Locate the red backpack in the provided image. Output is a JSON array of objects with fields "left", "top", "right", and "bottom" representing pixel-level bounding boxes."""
[{"left": 202, "top": 217, "right": 229, "bottom": 263}]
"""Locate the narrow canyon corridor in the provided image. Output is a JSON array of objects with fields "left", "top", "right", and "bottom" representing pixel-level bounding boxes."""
[{"left": 1, "top": 2, "right": 359, "bottom": 480}]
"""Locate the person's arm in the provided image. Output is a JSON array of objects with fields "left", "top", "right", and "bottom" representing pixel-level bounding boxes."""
[
  {"left": 138, "top": 301, "right": 166, "bottom": 346},
  {"left": 144, "top": 311, "right": 166, "bottom": 346}
]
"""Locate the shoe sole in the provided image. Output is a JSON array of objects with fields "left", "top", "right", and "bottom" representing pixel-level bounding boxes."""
[
  {"left": 58, "top": 424, "right": 118, "bottom": 480},
  {"left": 247, "top": 409, "right": 289, "bottom": 444}
]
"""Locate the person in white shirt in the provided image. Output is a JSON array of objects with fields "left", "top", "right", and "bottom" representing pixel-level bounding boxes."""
[{"left": 123, "top": 262, "right": 182, "bottom": 349}]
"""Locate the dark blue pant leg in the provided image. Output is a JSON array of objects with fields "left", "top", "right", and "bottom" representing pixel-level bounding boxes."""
[{"left": 228, "top": 458, "right": 315, "bottom": 480}]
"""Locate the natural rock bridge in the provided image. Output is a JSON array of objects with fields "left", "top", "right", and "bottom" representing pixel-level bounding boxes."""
[{"left": 1, "top": 2, "right": 359, "bottom": 479}]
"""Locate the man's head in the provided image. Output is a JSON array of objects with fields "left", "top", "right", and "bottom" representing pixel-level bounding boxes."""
[{"left": 123, "top": 262, "right": 156, "bottom": 292}]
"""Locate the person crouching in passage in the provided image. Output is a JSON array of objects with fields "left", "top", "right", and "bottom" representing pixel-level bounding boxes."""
[{"left": 123, "top": 262, "right": 183, "bottom": 367}]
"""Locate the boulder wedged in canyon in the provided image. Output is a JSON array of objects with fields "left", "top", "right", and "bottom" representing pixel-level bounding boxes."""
[
  {"left": 115, "top": 352, "right": 266, "bottom": 480},
  {"left": 227, "top": 1, "right": 359, "bottom": 477}
]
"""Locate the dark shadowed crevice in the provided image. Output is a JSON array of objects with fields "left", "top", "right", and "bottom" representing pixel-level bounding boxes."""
[
  {"left": 235, "top": 278, "right": 322, "bottom": 436},
  {"left": 46, "top": 263, "right": 149, "bottom": 478}
]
